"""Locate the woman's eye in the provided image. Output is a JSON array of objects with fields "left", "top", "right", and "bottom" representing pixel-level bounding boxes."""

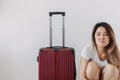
[
  {"left": 104, "top": 33, "right": 108, "bottom": 36},
  {"left": 97, "top": 34, "right": 100, "bottom": 36}
]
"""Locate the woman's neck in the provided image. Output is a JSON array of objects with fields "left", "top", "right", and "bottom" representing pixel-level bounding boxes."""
[
  {"left": 96, "top": 46, "right": 105, "bottom": 53},
  {"left": 96, "top": 46, "right": 106, "bottom": 61}
]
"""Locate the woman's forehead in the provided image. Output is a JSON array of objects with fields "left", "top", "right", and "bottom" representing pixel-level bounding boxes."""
[{"left": 96, "top": 26, "right": 107, "bottom": 33}]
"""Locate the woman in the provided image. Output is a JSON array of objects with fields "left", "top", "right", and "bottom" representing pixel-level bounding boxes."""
[{"left": 79, "top": 22, "right": 120, "bottom": 80}]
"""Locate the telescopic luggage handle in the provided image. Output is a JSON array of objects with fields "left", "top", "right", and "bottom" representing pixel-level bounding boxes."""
[{"left": 49, "top": 12, "right": 65, "bottom": 48}]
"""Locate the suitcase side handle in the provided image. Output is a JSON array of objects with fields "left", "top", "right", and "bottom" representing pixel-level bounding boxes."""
[
  {"left": 49, "top": 12, "right": 65, "bottom": 48},
  {"left": 49, "top": 12, "right": 65, "bottom": 16}
]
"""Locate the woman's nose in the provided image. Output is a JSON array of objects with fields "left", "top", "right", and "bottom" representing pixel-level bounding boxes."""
[{"left": 100, "top": 34, "right": 104, "bottom": 39}]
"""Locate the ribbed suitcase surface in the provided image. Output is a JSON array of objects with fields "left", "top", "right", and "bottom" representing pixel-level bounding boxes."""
[{"left": 38, "top": 47, "right": 76, "bottom": 80}]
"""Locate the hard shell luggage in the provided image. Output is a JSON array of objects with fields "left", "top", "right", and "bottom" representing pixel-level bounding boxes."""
[{"left": 37, "top": 12, "right": 76, "bottom": 80}]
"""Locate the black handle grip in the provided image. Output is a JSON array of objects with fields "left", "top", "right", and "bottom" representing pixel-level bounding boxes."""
[{"left": 49, "top": 12, "right": 65, "bottom": 16}]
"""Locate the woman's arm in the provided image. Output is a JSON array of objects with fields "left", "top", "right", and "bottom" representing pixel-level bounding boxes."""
[{"left": 79, "top": 57, "right": 89, "bottom": 80}]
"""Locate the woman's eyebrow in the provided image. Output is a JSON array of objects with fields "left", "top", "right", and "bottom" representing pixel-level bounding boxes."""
[{"left": 96, "top": 32, "right": 108, "bottom": 33}]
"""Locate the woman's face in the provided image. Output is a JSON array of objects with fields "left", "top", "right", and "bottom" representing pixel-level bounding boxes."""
[{"left": 95, "top": 26, "right": 110, "bottom": 48}]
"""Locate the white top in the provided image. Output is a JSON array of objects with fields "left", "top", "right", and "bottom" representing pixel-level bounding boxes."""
[{"left": 81, "top": 44, "right": 108, "bottom": 69}]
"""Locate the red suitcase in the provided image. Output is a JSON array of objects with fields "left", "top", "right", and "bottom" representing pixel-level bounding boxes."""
[{"left": 37, "top": 12, "right": 76, "bottom": 80}]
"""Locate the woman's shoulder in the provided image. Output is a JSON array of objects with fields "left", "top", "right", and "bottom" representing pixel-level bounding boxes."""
[
  {"left": 81, "top": 44, "right": 95, "bottom": 60},
  {"left": 82, "top": 44, "right": 93, "bottom": 51}
]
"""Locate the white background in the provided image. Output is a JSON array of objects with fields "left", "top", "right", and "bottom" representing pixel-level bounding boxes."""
[{"left": 0, "top": 0, "right": 120, "bottom": 80}]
